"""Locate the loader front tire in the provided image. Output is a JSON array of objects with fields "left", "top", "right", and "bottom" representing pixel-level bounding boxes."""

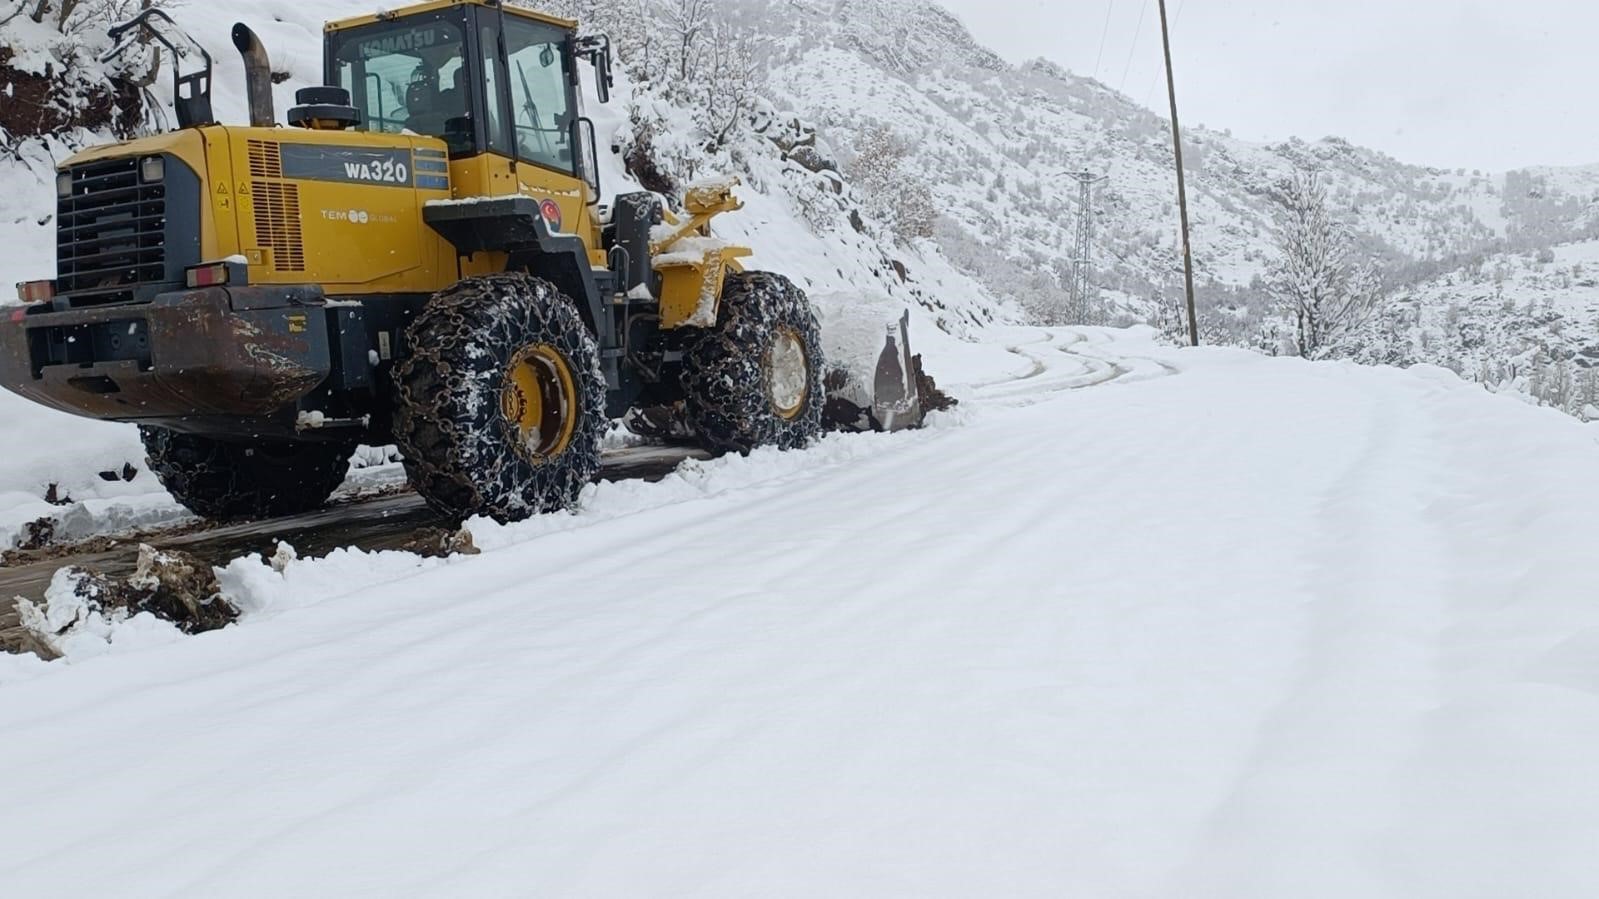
[
  {"left": 140, "top": 429, "right": 353, "bottom": 521},
  {"left": 681, "top": 271, "right": 825, "bottom": 452},
  {"left": 392, "top": 273, "right": 606, "bottom": 522}
]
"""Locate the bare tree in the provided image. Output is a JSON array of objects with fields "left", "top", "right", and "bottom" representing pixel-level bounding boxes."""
[
  {"left": 1268, "top": 170, "right": 1383, "bottom": 358},
  {"left": 26, "top": 0, "right": 82, "bottom": 29},
  {"left": 664, "top": 0, "right": 711, "bottom": 82},
  {"left": 10, "top": 0, "right": 167, "bottom": 35},
  {"left": 694, "top": 19, "right": 760, "bottom": 153},
  {"left": 0, "top": 1, "right": 30, "bottom": 27}
]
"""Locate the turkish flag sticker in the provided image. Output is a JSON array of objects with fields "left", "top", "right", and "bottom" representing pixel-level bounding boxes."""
[{"left": 540, "top": 198, "right": 563, "bottom": 232}]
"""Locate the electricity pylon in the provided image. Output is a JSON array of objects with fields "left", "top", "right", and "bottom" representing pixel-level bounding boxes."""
[{"left": 1066, "top": 170, "right": 1108, "bottom": 319}]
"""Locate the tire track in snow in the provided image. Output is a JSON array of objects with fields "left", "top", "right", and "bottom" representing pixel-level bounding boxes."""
[
  {"left": 1369, "top": 376, "right": 1599, "bottom": 895},
  {"left": 5, "top": 323, "right": 1175, "bottom": 671},
  {"left": 1174, "top": 371, "right": 1450, "bottom": 898},
  {"left": 968, "top": 327, "right": 1177, "bottom": 406}
]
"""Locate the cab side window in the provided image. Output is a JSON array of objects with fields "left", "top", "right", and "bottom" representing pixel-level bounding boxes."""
[{"left": 478, "top": 24, "right": 511, "bottom": 156}]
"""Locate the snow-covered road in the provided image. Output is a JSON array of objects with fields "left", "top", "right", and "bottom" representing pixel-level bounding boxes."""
[{"left": 4, "top": 328, "right": 1599, "bottom": 897}]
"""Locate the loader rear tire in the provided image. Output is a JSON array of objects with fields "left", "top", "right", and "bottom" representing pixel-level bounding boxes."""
[
  {"left": 681, "top": 271, "right": 825, "bottom": 452},
  {"left": 140, "top": 428, "right": 353, "bottom": 521},
  {"left": 392, "top": 273, "right": 606, "bottom": 523}
]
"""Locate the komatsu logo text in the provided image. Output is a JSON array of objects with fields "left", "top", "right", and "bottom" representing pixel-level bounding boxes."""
[{"left": 357, "top": 27, "right": 442, "bottom": 59}]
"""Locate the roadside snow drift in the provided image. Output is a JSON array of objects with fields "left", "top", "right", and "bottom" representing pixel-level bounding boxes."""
[{"left": 3, "top": 327, "right": 1599, "bottom": 897}]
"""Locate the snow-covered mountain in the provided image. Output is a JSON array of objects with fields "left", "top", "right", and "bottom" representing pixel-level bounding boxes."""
[{"left": 746, "top": 0, "right": 1599, "bottom": 326}]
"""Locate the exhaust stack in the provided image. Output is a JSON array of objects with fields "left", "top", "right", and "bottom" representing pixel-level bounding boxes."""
[{"left": 231, "top": 23, "right": 275, "bottom": 128}]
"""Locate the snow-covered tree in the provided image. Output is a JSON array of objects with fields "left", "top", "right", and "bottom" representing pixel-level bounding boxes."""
[
  {"left": 1267, "top": 170, "right": 1384, "bottom": 358},
  {"left": 663, "top": 0, "right": 710, "bottom": 81},
  {"left": 847, "top": 124, "right": 937, "bottom": 243},
  {"left": 2, "top": 0, "right": 172, "bottom": 43},
  {"left": 1, "top": 0, "right": 174, "bottom": 153}
]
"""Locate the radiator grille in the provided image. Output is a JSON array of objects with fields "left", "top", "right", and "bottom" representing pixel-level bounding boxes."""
[
  {"left": 247, "top": 140, "right": 303, "bottom": 271},
  {"left": 56, "top": 157, "right": 166, "bottom": 305},
  {"left": 252, "top": 181, "right": 305, "bottom": 272},
  {"left": 247, "top": 139, "right": 283, "bottom": 179}
]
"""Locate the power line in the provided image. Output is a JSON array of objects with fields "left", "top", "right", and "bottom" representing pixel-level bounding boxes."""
[
  {"left": 1092, "top": 0, "right": 1116, "bottom": 79},
  {"left": 1118, "top": 0, "right": 1150, "bottom": 92}
]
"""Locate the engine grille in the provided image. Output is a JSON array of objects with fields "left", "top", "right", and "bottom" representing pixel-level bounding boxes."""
[
  {"left": 56, "top": 157, "right": 168, "bottom": 306},
  {"left": 252, "top": 182, "right": 306, "bottom": 272},
  {"left": 247, "top": 139, "right": 283, "bottom": 178},
  {"left": 247, "top": 140, "right": 306, "bottom": 272}
]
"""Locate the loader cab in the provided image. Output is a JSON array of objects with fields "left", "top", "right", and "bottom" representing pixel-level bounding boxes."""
[{"left": 324, "top": 1, "right": 599, "bottom": 188}]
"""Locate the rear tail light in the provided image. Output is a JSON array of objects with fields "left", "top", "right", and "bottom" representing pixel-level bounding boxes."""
[
  {"left": 15, "top": 280, "right": 55, "bottom": 304},
  {"left": 185, "top": 263, "right": 231, "bottom": 288}
]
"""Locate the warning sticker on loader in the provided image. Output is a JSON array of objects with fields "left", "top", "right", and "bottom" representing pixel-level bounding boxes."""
[{"left": 279, "top": 145, "right": 414, "bottom": 189}]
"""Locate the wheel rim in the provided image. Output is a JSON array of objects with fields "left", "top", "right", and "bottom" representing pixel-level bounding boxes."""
[
  {"left": 501, "top": 344, "right": 579, "bottom": 460},
  {"left": 765, "top": 326, "right": 810, "bottom": 420}
]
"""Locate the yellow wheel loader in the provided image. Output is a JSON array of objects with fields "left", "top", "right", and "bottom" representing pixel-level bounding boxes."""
[{"left": 0, "top": 0, "right": 928, "bottom": 523}]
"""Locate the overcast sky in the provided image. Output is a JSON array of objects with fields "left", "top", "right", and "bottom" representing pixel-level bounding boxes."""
[{"left": 936, "top": 0, "right": 1590, "bottom": 172}]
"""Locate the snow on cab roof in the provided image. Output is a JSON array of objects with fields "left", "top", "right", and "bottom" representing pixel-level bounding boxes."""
[{"left": 324, "top": 0, "right": 577, "bottom": 34}]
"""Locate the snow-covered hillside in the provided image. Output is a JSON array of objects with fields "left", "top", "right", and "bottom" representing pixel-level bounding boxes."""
[
  {"left": 745, "top": 0, "right": 1599, "bottom": 326},
  {"left": 7, "top": 0, "right": 1599, "bottom": 383},
  {"left": 1343, "top": 238, "right": 1599, "bottom": 415},
  {"left": 7, "top": 328, "right": 1599, "bottom": 896}
]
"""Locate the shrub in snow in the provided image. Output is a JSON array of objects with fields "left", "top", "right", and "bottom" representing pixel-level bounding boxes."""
[
  {"left": 0, "top": 1, "right": 173, "bottom": 151},
  {"left": 845, "top": 123, "right": 937, "bottom": 243},
  {"left": 520, "top": 0, "right": 896, "bottom": 245},
  {"left": 524, "top": 0, "right": 763, "bottom": 182}
]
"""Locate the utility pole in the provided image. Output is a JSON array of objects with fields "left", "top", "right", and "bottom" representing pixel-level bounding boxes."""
[
  {"left": 1158, "top": 0, "right": 1199, "bottom": 347},
  {"left": 1066, "top": 170, "right": 1108, "bottom": 322}
]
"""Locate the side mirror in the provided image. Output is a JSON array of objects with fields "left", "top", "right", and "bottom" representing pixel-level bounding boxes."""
[
  {"left": 595, "top": 49, "right": 611, "bottom": 104},
  {"left": 575, "top": 34, "right": 613, "bottom": 104}
]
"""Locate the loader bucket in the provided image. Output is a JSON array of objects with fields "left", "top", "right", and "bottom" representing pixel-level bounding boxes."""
[
  {"left": 869, "top": 311, "right": 925, "bottom": 431},
  {"left": 822, "top": 310, "right": 950, "bottom": 433}
]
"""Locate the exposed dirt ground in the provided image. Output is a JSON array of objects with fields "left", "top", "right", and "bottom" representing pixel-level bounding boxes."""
[{"left": 1, "top": 446, "right": 708, "bottom": 656}]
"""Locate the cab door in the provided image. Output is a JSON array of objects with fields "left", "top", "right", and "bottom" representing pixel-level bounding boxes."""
[{"left": 478, "top": 13, "right": 595, "bottom": 247}]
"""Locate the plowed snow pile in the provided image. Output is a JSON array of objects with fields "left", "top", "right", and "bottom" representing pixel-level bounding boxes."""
[{"left": 3, "top": 327, "right": 1599, "bottom": 897}]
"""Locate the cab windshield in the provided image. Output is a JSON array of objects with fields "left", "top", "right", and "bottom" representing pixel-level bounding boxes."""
[
  {"left": 329, "top": 15, "right": 472, "bottom": 154},
  {"left": 500, "top": 16, "right": 575, "bottom": 173}
]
